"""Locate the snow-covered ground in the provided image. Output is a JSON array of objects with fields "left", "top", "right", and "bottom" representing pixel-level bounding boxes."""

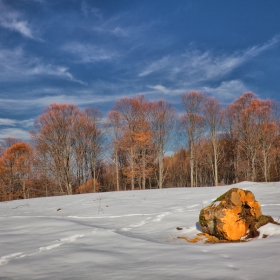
[{"left": 1, "top": 182, "right": 280, "bottom": 280}]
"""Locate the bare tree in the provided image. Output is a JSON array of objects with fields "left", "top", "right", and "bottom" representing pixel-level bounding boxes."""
[
  {"left": 202, "top": 96, "right": 224, "bottom": 186},
  {"left": 113, "top": 96, "right": 153, "bottom": 190},
  {"left": 149, "top": 100, "right": 176, "bottom": 188},
  {"left": 254, "top": 99, "right": 279, "bottom": 182},
  {"left": 181, "top": 91, "right": 205, "bottom": 187},
  {"left": 31, "top": 104, "right": 80, "bottom": 195},
  {"left": 227, "top": 92, "right": 262, "bottom": 182},
  {"left": 84, "top": 107, "right": 104, "bottom": 192},
  {"left": 107, "top": 111, "right": 123, "bottom": 191}
]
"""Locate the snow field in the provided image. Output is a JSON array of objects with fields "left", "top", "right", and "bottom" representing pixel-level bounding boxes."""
[{"left": 0, "top": 182, "right": 280, "bottom": 279}]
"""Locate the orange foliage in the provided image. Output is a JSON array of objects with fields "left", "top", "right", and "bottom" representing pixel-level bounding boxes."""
[
  {"left": 77, "top": 179, "right": 100, "bottom": 194},
  {"left": 0, "top": 142, "right": 33, "bottom": 200},
  {"left": 113, "top": 96, "right": 155, "bottom": 189},
  {"left": 1, "top": 142, "right": 33, "bottom": 177},
  {"left": 3, "top": 91, "right": 280, "bottom": 200}
]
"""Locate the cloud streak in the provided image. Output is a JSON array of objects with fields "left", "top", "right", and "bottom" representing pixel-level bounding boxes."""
[
  {"left": 0, "top": 128, "right": 30, "bottom": 141},
  {"left": 0, "top": 46, "right": 86, "bottom": 85},
  {"left": 139, "top": 36, "right": 279, "bottom": 82},
  {"left": 0, "top": 117, "right": 34, "bottom": 140},
  {"left": 138, "top": 56, "right": 170, "bottom": 77},
  {"left": 81, "top": 1, "right": 102, "bottom": 19},
  {"left": 62, "top": 42, "right": 116, "bottom": 63},
  {"left": 0, "top": 0, "right": 39, "bottom": 40},
  {"left": 138, "top": 36, "right": 279, "bottom": 102},
  {"left": 0, "top": 118, "right": 34, "bottom": 128},
  {"left": 200, "top": 80, "right": 248, "bottom": 102},
  {"left": 0, "top": 93, "right": 120, "bottom": 114},
  {"left": 146, "top": 80, "right": 248, "bottom": 104}
]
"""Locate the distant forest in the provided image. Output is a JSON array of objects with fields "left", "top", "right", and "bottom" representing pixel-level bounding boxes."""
[{"left": 1, "top": 91, "right": 279, "bottom": 201}]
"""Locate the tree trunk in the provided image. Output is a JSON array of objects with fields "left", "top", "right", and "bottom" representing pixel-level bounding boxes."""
[
  {"left": 213, "top": 141, "right": 219, "bottom": 186},
  {"left": 131, "top": 147, "right": 135, "bottom": 190},
  {"left": 158, "top": 146, "right": 164, "bottom": 189},
  {"left": 190, "top": 140, "right": 194, "bottom": 187},
  {"left": 115, "top": 150, "right": 120, "bottom": 191},
  {"left": 93, "top": 160, "right": 96, "bottom": 192},
  {"left": 22, "top": 180, "right": 26, "bottom": 199},
  {"left": 251, "top": 153, "right": 256, "bottom": 182},
  {"left": 263, "top": 150, "right": 268, "bottom": 182}
]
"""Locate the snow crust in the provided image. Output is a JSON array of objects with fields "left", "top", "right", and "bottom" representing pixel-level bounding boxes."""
[{"left": 1, "top": 182, "right": 280, "bottom": 279}]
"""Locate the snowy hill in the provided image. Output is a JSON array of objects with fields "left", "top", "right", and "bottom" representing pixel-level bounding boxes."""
[{"left": 1, "top": 182, "right": 280, "bottom": 280}]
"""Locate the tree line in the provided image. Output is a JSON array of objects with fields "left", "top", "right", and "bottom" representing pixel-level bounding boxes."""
[{"left": 1, "top": 91, "right": 279, "bottom": 201}]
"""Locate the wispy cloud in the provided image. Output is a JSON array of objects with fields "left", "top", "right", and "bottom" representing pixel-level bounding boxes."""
[
  {"left": 0, "top": 0, "right": 40, "bottom": 40},
  {"left": 139, "top": 56, "right": 170, "bottom": 77},
  {"left": 0, "top": 93, "right": 119, "bottom": 113},
  {"left": 0, "top": 118, "right": 34, "bottom": 127},
  {"left": 82, "top": 7, "right": 140, "bottom": 39},
  {"left": 92, "top": 24, "right": 129, "bottom": 38},
  {"left": 144, "top": 79, "right": 248, "bottom": 106},
  {"left": 200, "top": 80, "right": 248, "bottom": 102},
  {"left": 147, "top": 84, "right": 182, "bottom": 95},
  {"left": 62, "top": 42, "right": 116, "bottom": 63},
  {"left": 0, "top": 118, "right": 17, "bottom": 126},
  {"left": 0, "top": 117, "right": 34, "bottom": 141},
  {"left": 0, "top": 128, "right": 30, "bottom": 141},
  {"left": 0, "top": 46, "right": 86, "bottom": 85},
  {"left": 139, "top": 36, "right": 279, "bottom": 102},
  {"left": 81, "top": 1, "right": 102, "bottom": 19},
  {"left": 27, "top": 94, "right": 116, "bottom": 107},
  {"left": 139, "top": 36, "right": 279, "bottom": 82},
  {"left": 27, "top": 64, "right": 87, "bottom": 85}
]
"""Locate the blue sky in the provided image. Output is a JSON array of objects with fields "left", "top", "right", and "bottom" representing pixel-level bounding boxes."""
[{"left": 0, "top": 0, "right": 280, "bottom": 140}]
